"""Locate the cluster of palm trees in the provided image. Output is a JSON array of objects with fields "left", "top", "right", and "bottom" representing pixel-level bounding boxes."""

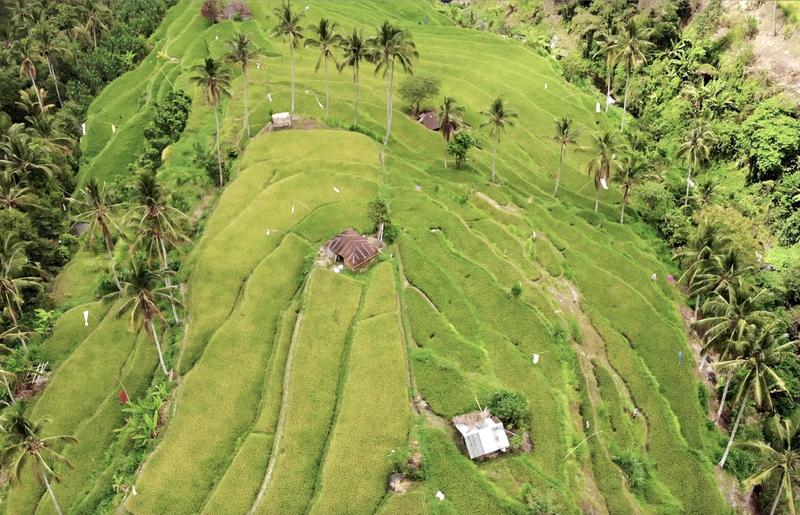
[
  {"left": 679, "top": 226, "right": 799, "bottom": 512},
  {"left": 270, "top": 1, "right": 418, "bottom": 145}
]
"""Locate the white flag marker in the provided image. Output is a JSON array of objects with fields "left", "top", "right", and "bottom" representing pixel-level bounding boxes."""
[
  {"left": 595, "top": 102, "right": 601, "bottom": 113},
  {"left": 111, "top": 124, "right": 116, "bottom": 134},
  {"left": 533, "top": 353, "right": 540, "bottom": 364},
  {"left": 544, "top": 83, "right": 548, "bottom": 89},
  {"left": 81, "top": 122, "right": 87, "bottom": 135},
  {"left": 291, "top": 204, "right": 295, "bottom": 214},
  {"left": 435, "top": 491, "right": 445, "bottom": 501},
  {"left": 267, "top": 92, "right": 272, "bottom": 102},
  {"left": 333, "top": 185, "right": 340, "bottom": 193},
  {"left": 687, "top": 178, "right": 695, "bottom": 188},
  {"left": 83, "top": 310, "right": 90, "bottom": 327}
]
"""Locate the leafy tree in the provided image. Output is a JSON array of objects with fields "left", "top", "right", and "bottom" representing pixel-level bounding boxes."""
[
  {"left": 0, "top": 178, "right": 38, "bottom": 212},
  {"left": 270, "top": 1, "right": 304, "bottom": 113},
  {"left": 585, "top": 129, "right": 618, "bottom": 212},
  {"left": 614, "top": 150, "right": 657, "bottom": 224},
  {"left": 107, "top": 260, "right": 179, "bottom": 376},
  {"left": 338, "top": 29, "right": 368, "bottom": 125},
  {"left": 399, "top": 73, "right": 440, "bottom": 116},
  {"left": 741, "top": 99, "right": 800, "bottom": 182},
  {"left": 225, "top": 32, "right": 259, "bottom": 139},
  {"left": 609, "top": 19, "right": 653, "bottom": 130},
  {"left": 1, "top": 404, "right": 76, "bottom": 515},
  {"left": 73, "top": 179, "right": 122, "bottom": 292},
  {"left": 770, "top": 172, "right": 800, "bottom": 246},
  {"left": 305, "top": 18, "right": 341, "bottom": 116},
  {"left": 488, "top": 389, "right": 528, "bottom": 429},
  {"left": 200, "top": 0, "right": 221, "bottom": 23},
  {"left": 740, "top": 415, "right": 800, "bottom": 515},
  {"left": 369, "top": 21, "right": 418, "bottom": 146},
  {"left": 552, "top": 116, "right": 578, "bottom": 197},
  {"left": 677, "top": 123, "right": 714, "bottom": 206},
  {"left": 0, "top": 235, "right": 42, "bottom": 326},
  {"left": 367, "top": 198, "right": 393, "bottom": 242},
  {"left": 447, "top": 131, "right": 477, "bottom": 170},
  {"left": 715, "top": 321, "right": 796, "bottom": 469},
  {"left": 189, "top": 55, "right": 232, "bottom": 187},
  {"left": 480, "top": 97, "right": 517, "bottom": 183},
  {"left": 437, "top": 96, "right": 464, "bottom": 169}
]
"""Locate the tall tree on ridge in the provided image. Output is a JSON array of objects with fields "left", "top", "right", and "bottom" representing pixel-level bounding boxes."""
[
  {"left": 270, "top": 1, "right": 305, "bottom": 113},
  {"left": 438, "top": 96, "right": 465, "bottom": 169},
  {"left": 305, "top": 18, "right": 341, "bottom": 116},
  {"left": 585, "top": 129, "right": 617, "bottom": 212},
  {"left": 609, "top": 19, "right": 652, "bottom": 130},
  {"left": 552, "top": 115, "right": 578, "bottom": 196},
  {"left": 16, "top": 40, "right": 44, "bottom": 112},
  {"left": 480, "top": 97, "right": 517, "bottom": 183},
  {"left": 226, "top": 32, "right": 259, "bottom": 139},
  {"left": 73, "top": 178, "right": 123, "bottom": 292},
  {"left": 614, "top": 150, "right": 656, "bottom": 223},
  {"left": 32, "top": 23, "right": 70, "bottom": 108},
  {"left": 370, "top": 21, "right": 418, "bottom": 146},
  {"left": 190, "top": 54, "right": 232, "bottom": 187},
  {"left": 677, "top": 123, "right": 714, "bottom": 206},
  {"left": 338, "top": 28, "right": 368, "bottom": 125}
]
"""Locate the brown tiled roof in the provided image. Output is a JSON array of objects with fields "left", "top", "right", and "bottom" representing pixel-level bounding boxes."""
[{"left": 326, "top": 229, "right": 382, "bottom": 271}]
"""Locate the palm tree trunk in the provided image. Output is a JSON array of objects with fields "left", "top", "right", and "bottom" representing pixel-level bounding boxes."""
[
  {"left": 383, "top": 61, "right": 394, "bottom": 146},
  {"left": 159, "top": 238, "right": 180, "bottom": 325},
  {"left": 769, "top": 473, "right": 783, "bottom": 515},
  {"left": 42, "top": 470, "right": 63, "bottom": 515},
  {"left": 353, "top": 65, "right": 359, "bottom": 125},
  {"left": 773, "top": 1, "right": 778, "bottom": 37},
  {"left": 324, "top": 57, "right": 330, "bottom": 115},
  {"left": 149, "top": 319, "right": 169, "bottom": 376},
  {"left": 719, "top": 386, "right": 750, "bottom": 468},
  {"left": 594, "top": 187, "right": 600, "bottom": 212},
  {"left": 621, "top": 68, "right": 630, "bottom": 131},
  {"left": 443, "top": 137, "right": 448, "bottom": 168},
  {"left": 684, "top": 165, "right": 693, "bottom": 206},
  {"left": 620, "top": 184, "right": 629, "bottom": 224},
  {"left": 243, "top": 66, "right": 250, "bottom": 138},
  {"left": 101, "top": 224, "right": 122, "bottom": 292},
  {"left": 491, "top": 138, "right": 497, "bottom": 182},
  {"left": 290, "top": 45, "right": 296, "bottom": 113},
  {"left": 714, "top": 372, "right": 731, "bottom": 422},
  {"left": 605, "top": 69, "right": 611, "bottom": 113},
  {"left": 214, "top": 105, "right": 223, "bottom": 186},
  {"left": 46, "top": 56, "right": 63, "bottom": 108},
  {"left": 30, "top": 74, "right": 44, "bottom": 113},
  {"left": 553, "top": 146, "right": 564, "bottom": 196}
]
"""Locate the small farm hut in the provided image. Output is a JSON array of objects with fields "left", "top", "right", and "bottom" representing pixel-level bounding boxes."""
[
  {"left": 272, "top": 112, "right": 292, "bottom": 128},
  {"left": 452, "top": 410, "right": 510, "bottom": 459},
  {"left": 325, "top": 229, "right": 383, "bottom": 272},
  {"left": 418, "top": 111, "right": 439, "bottom": 131}
]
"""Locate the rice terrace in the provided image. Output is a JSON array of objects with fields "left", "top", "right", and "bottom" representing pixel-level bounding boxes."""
[{"left": 2, "top": 0, "right": 800, "bottom": 513}]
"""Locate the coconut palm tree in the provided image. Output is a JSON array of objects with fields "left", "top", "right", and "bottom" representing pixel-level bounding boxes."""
[
  {"left": 0, "top": 235, "right": 42, "bottom": 326},
  {"left": 614, "top": 150, "right": 657, "bottom": 223},
  {"left": 32, "top": 23, "right": 70, "bottom": 108},
  {"left": 126, "top": 173, "right": 188, "bottom": 324},
  {"left": 697, "top": 286, "right": 772, "bottom": 348},
  {"left": 677, "top": 123, "right": 714, "bottom": 206},
  {"left": 715, "top": 322, "right": 796, "bottom": 469},
  {"left": 593, "top": 28, "right": 617, "bottom": 113},
  {"left": 225, "top": 32, "right": 259, "bottom": 139},
  {"left": 585, "top": 129, "right": 618, "bottom": 212},
  {"left": 0, "top": 131, "right": 55, "bottom": 184},
  {"left": 676, "top": 224, "right": 730, "bottom": 310},
  {"left": 1, "top": 404, "right": 76, "bottom": 515},
  {"left": 338, "top": 28, "right": 368, "bottom": 125},
  {"left": 107, "top": 261, "right": 179, "bottom": 376},
  {"left": 16, "top": 40, "right": 44, "bottom": 112},
  {"left": 480, "top": 97, "right": 517, "bottom": 183},
  {"left": 270, "top": 1, "right": 304, "bottom": 113},
  {"left": 369, "top": 21, "right": 418, "bottom": 146},
  {"left": 552, "top": 116, "right": 578, "bottom": 196},
  {"left": 25, "top": 113, "right": 75, "bottom": 155},
  {"left": 305, "top": 18, "right": 341, "bottom": 116},
  {"left": 694, "top": 250, "right": 753, "bottom": 298},
  {"left": 438, "top": 96, "right": 465, "bottom": 169},
  {"left": 609, "top": 19, "right": 652, "bottom": 130},
  {"left": 0, "top": 177, "right": 38, "bottom": 212},
  {"left": 741, "top": 415, "right": 800, "bottom": 515},
  {"left": 73, "top": 179, "right": 123, "bottom": 292},
  {"left": 189, "top": 55, "right": 232, "bottom": 187}
]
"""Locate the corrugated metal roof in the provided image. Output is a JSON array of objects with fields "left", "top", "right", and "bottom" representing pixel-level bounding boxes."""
[
  {"left": 326, "top": 229, "right": 382, "bottom": 271},
  {"left": 452, "top": 410, "right": 510, "bottom": 459}
]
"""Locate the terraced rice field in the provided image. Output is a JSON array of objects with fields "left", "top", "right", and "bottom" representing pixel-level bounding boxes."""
[{"left": 11, "top": 0, "right": 731, "bottom": 513}]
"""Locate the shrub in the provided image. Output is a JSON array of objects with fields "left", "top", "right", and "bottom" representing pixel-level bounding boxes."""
[
  {"left": 770, "top": 172, "right": 800, "bottom": 245},
  {"left": 611, "top": 448, "right": 649, "bottom": 491},
  {"left": 193, "top": 142, "right": 231, "bottom": 186},
  {"left": 740, "top": 98, "right": 800, "bottom": 182},
  {"left": 488, "top": 389, "right": 529, "bottom": 429},
  {"left": 510, "top": 281, "right": 522, "bottom": 299},
  {"left": 200, "top": 0, "right": 221, "bottom": 23},
  {"left": 447, "top": 131, "right": 477, "bottom": 169},
  {"left": 389, "top": 444, "right": 425, "bottom": 481}
]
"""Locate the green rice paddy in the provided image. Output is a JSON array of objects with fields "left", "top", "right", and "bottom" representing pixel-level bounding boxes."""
[{"left": 11, "top": 0, "right": 732, "bottom": 513}]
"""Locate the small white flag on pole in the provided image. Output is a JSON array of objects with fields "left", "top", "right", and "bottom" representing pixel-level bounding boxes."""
[
  {"left": 687, "top": 177, "right": 696, "bottom": 188},
  {"left": 256, "top": 62, "right": 262, "bottom": 69},
  {"left": 333, "top": 185, "right": 340, "bottom": 193},
  {"left": 316, "top": 96, "right": 324, "bottom": 110},
  {"left": 533, "top": 353, "right": 540, "bottom": 364},
  {"left": 81, "top": 122, "right": 87, "bottom": 135},
  {"left": 600, "top": 177, "right": 608, "bottom": 190},
  {"left": 111, "top": 124, "right": 116, "bottom": 134},
  {"left": 595, "top": 102, "right": 601, "bottom": 113},
  {"left": 544, "top": 83, "right": 548, "bottom": 89},
  {"left": 83, "top": 310, "right": 90, "bottom": 327},
  {"left": 267, "top": 92, "right": 272, "bottom": 102},
  {"left": 435, "top": 491, "right": 445, "bottom": 501},
  {"left": 291, "top": 204, "right": 295, "bottom": 214}
]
